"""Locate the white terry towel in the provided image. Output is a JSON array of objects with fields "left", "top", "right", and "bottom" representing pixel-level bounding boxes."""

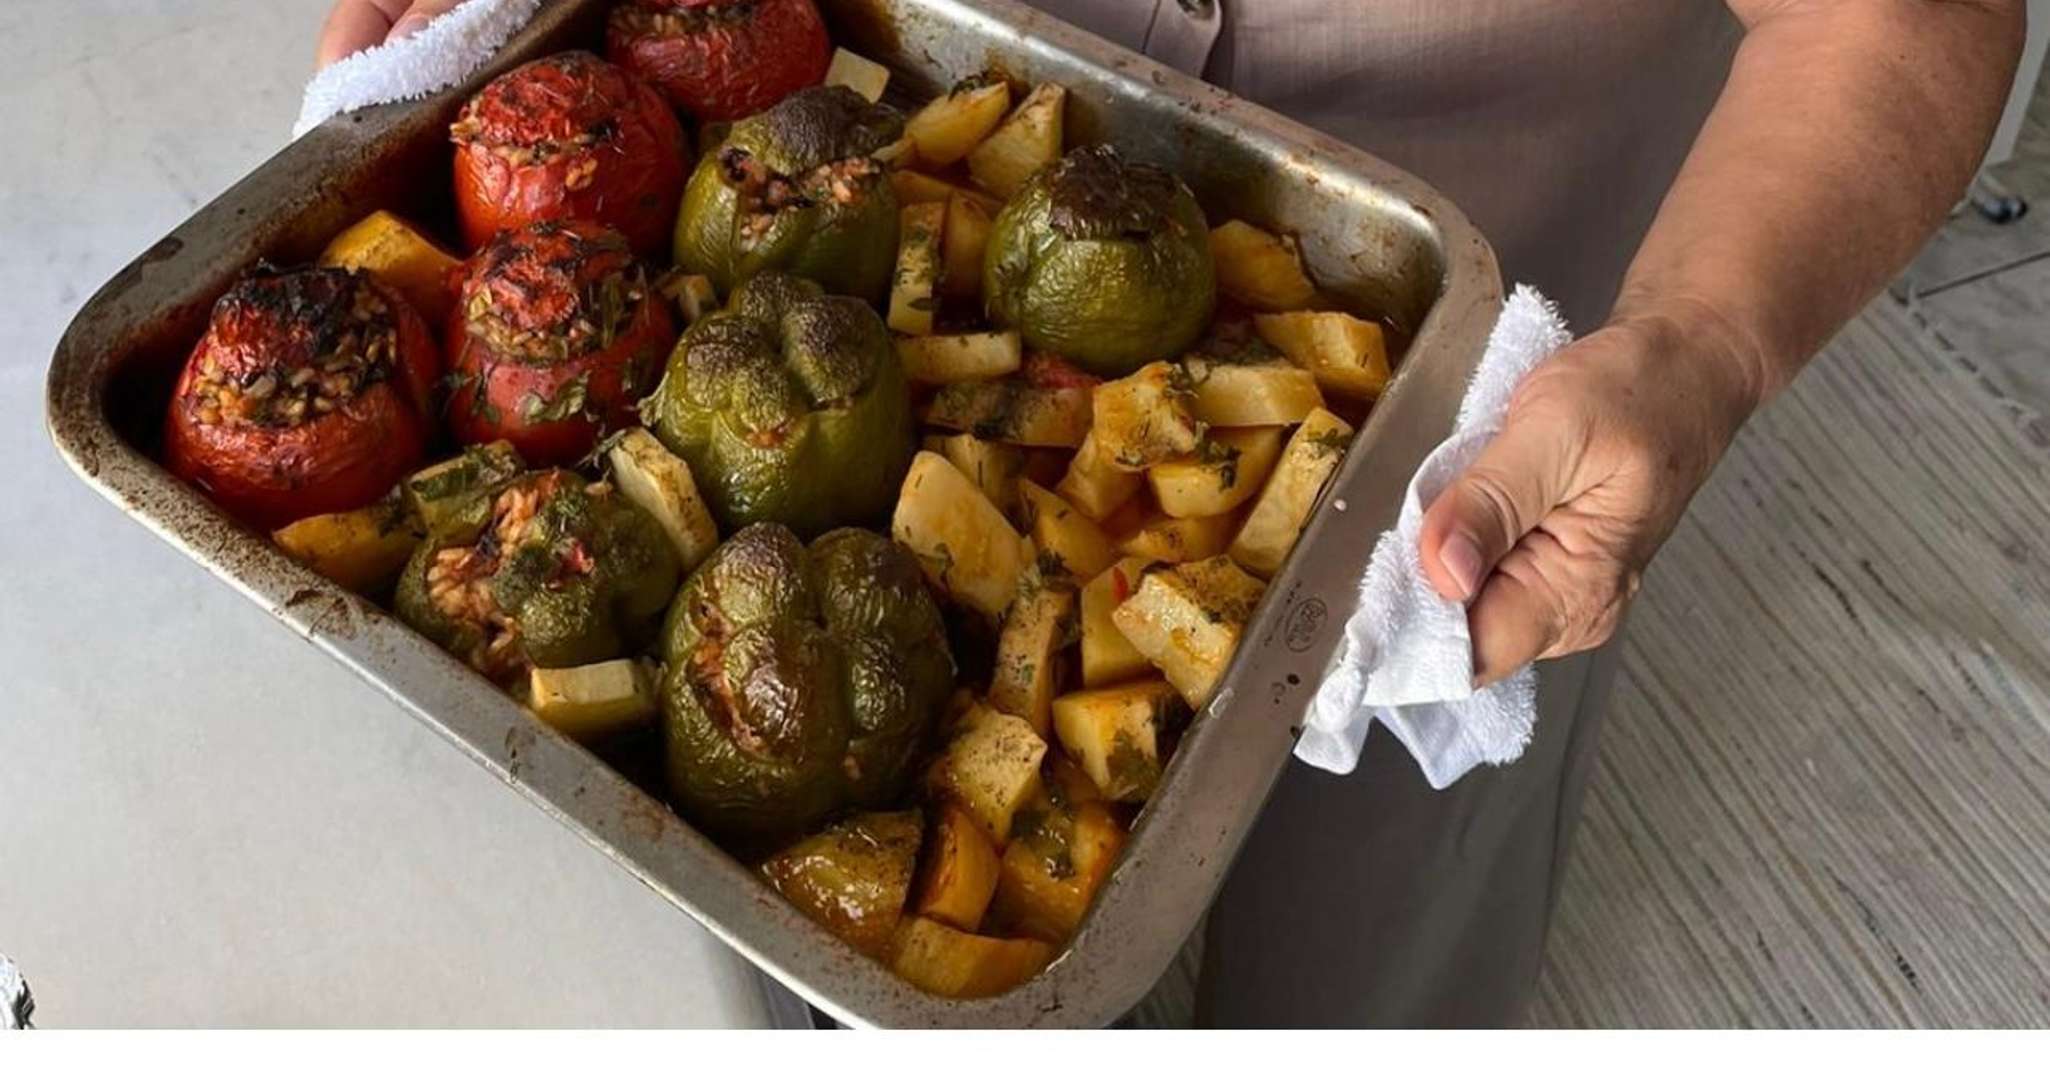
[
  {"left": 293, "top": 0, "right": 545, "bottom": 138},
  {"left": 1294, "top": 285, "right": 1572, "bottom": 789}
]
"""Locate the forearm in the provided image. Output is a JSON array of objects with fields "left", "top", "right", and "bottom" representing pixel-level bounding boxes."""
[{"left": 1612, "top": 0, "right": 2024, "bottom": 408}]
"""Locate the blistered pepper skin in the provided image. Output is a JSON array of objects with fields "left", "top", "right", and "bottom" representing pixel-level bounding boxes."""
[
  {"left": 983, "top": 145, "right": 1217, "bottom": 376},
  {"left": 445, "top": 221, "right": 677, "bottom": 468},
  {"left": 451, "top": 51, "right": 690, "bottom": 258},
  {"left": 393, "top": 470, "right": 681, "bottom": 681},
  {"left": 606, "top": 0, "right": 831, "bottom": 123},
  {"left": 163, "top": 268, "right": 441, "bottom": 531},
  {"left": 659, "top": 524, "right": 954, "bottom": 843},
  {"left": 672, "top": 87, "right": 903, "bottom": 303},
  {"left": 646, "top": 273, "right": 914, "bottom": 538}
]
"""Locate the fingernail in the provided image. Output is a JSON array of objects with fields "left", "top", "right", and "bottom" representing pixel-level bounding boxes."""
[
  {"left": 391, "top": 14, "right": 432, "bottom": 40},
  {"left": 1440, "top": 532, "right": 1484, "bottom": 601}
]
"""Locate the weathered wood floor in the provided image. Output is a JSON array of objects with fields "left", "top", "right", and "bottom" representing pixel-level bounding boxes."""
[{"left": 1529, "top": 71, "right": 2050, "bottom": 1027}]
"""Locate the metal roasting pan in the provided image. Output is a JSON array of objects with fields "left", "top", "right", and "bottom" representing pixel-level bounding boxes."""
[{"left": 45, "top": 0, "right": 1501, "bottom": 1028}]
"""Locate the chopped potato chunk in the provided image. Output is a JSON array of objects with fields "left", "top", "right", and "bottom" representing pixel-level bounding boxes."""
[
  {"left": 934, "top": 433, "right": 1028, "bottom": 515},
  {"left": 990, "top": 770, "right": 1127, "bottom": 941},
  {"left": 1183, "top": 356, "right": 1325, "bottom": 427},
  {"left": 1112, "top": 556, "right": 1267, "bottom": 706},
  {"left": 892, "top": 170, "right": 1003, "bottom": 213},
  {"left": 1092, "top": 362, "right": 1202, "bottom": 471},
  {"left": 907, "top": 78, "right": 1012, "bottom": 167},
  {"left": 889, "top": 201, "right": 946, "bottom": 335},
  {"left": 1254, "top": 310, "right": 1392, "bottom": 400},
  {"left": 989, "top": 576, "right": 1079, "bottom": 737},
  {"left": 527, "top": 658, "right": 656, "bottom": 740},
  {"left": 941, "top": 193, "right": 995, "bottom": 302},
  {"left": 1051, "top": 678, "right": 1185, "bottom": 802},
  {"left": 897, "top": 330, "right": 1023, "bottom": 385},
  {"left": 318, "top": 210, "right": 460, "bottom": 323},
  {"left": 893, "top": 452, "right": 1034, "bottom": 618},
  {"left": 1019, "top": 480, "right": 1116, "bottom": 582},
  {"left": 606, "top": 428, "right": 719, "bottom": 571},
  {"left": 762, "top": 810, "right": 922, "bottom": 959},
  {"left": 1230, "top": 408, "right": 1354, "bottom": 576},
  {"left": 1209, "top": 220, "right": 1316, "bottom": 312},
  {"left": 823, "top": 48, "right": 891, "bottom": 102},
  {"left": 890, "top": 917, "right": 1053, "bottom": 998},
  {"left": 914, "top": 804, "right": 1003, "bottom": 931},
  {"left": 272, "top": 497, "right": 420, "bottom": 594},
  {"left": 1114, "top": 507, "right": 1240, "bottom": 564},
  {"left": 657, "top": 273, "right": 720, "bottom": 325},
  {"left": 1079, "top": 557, "right": 1154, "bottom": 687},
  {"left": 1146, "top": 426, "right": 1286, "bottom": 519},
  {"left": 968, "top": 83, "right": 1065, "bottom": 198},
  {"left": 927, "top": 707, "right": 1049, "bottom": 841},
  {"left": 1054, "top": 430, "right": 1144, "bottom": 522}
]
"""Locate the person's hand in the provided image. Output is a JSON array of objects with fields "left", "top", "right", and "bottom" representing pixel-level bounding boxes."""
[
  {"left": 317, "top": 0, "right": 470, "bottom": 69},
  {"left": 1416, "top": 307, "right": 1763, "bottom": 685}
]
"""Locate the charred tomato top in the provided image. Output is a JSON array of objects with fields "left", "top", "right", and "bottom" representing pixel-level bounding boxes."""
[
  {"left": 446, "top": 220, "right": 677, "bottom": 467},
  {"left": 451, "top": 50, "right": 690, "bottom": 257},
  {"left": 164, "top": 266, "right": 441, "bottom": 530},
  {"left": 606, "top": 0, "right": 831, "bottom": 123}
]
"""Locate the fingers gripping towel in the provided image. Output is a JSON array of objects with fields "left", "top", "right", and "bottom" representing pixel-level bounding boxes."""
[
  {"left": 294, "top": 0, "right": 545, "bottom": 138},
  {"left": 1294, "top": 285, "right": 1572, "bottom": 788}
]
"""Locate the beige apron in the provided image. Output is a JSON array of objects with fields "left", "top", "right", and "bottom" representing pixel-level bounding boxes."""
[{"left": 1024, "top": 0, "right": 1741, "bottom": 1025}]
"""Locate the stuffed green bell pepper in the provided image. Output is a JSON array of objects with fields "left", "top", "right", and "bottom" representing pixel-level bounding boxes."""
[
  {"left": 983, "top": 144, "right": 1217, "bottom": 376},
  {"left": 673, "top": 85, "right": 904, "bottom": 303},
  {"left": 659, "top": 523, "right": 955, "bottom": 843},
  {"left": 394, "top": 459, "right": 681, "bottom": 684},
  {"left": 644, "top": 272, "right": 914, "bottom": 538}
]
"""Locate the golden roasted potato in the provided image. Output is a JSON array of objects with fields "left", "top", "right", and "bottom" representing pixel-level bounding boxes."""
[
  {"left": 526, "top": 658, "right": 657, "bottom": 740},
  {"left": 888, "top": 201, "right": 947, "bottom": 335},
  {"left": 1092, "top": 361, "right": 1202, "bottom": 471},
  {"left": 907, "top": 77, "right": 1012, "bottom": 167},
  {"left": 606, "top": 428, "right": 719, "bottom": 571},
  {"left": 1112, "top": 556, "right": 1267, "bottom": 706},
  {"left": 1209, "top": 220, "right": 1316, "bottom": 312},
  {"left": 1254, "top": 310, "right": 1391, "bottom": 400},
  {"left": 1113, "top": 506, "right": 1240, "bottom": 564},
  {"left": 1079, "top": 557, "right": 1154, "bottom": 688},
  {"left": 896, "top": 330, "right": 1023, "bottom": 385},
  {"left": 914, "top": 804, "right": 1003, "bottom": 931},
  {"left": 1019, "top": 479, "right": 1116, "bottom": 581},
  {"left": 990, "top": 770, "right": 1127, "bottom": 942},
  {"left": 1051, "top": 678, "right": 1184, "bottom": 802},
  {"left": 923, "top": 379, "right": 1093, "bottom": 448},
  {"left": 1230, "top": 408, "right": 1354, "bottom": 576},
  {"left": 1054, "top": 430, "right": 1145, "bottom": 522},
  {"left": 941, "top": 193, "right": 995, "bottom": 302},
  {"left": 892, "top": 169, "right": 1003, "bottom": 213},
  {"left": 271, "top": 496, "right": 421, "bottom": 594},
  {"left": 893, "top": 451, "right": 1034, "bottom": 618},
  {"left": 823, "top": 47, "right": 891, "bottom": 103},
  {"left": 890, "top": 916, "right": 1053, "bottom": 998},
  {"left": 317, "top": 210, "right": 460, "bottom": 323},
  {"left": 933, "top": 433, "right": 1029, "bottom": 515},
  {"left": 1182, "top": 356, "right": 1325, "bottom": 427},
  {"left": 1146, "top": 425, "right": 1287, "bottom": 519},
  {"left": 968, "top": 83, "right": 1065, "bottom": 198},
  {"left": 927, "top": 706, "right": 1049, "bottom": 841},
  {"left": 988, "top": 575, "right": 1078, "bottom": 737},
  {"left": 762, "top": 810, "right": 923, "bottom": 959}
]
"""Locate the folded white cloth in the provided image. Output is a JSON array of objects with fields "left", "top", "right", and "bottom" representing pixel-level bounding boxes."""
[
  {"left": 1294, "top": 285, "right": 1572, "bottom": 788},
  {"left": 293, "top": 0, "right": 544, "bottom": 138}
]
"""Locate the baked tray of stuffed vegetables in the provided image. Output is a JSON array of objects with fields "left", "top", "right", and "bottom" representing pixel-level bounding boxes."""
[{"left": 46, "top": 0, "right": 1501, "bottom": 1028}]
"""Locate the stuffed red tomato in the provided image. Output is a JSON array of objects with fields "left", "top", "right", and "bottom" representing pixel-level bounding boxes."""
[
  {"left": 164, "top": 266, "right": 441, "bottom": 530},
  {"left": 451, "top": 50, "right": 689, "bottom": 257},
  {"left": 445, "top": 220, "right": 676, "bottom": 466},
  {"left": 606, "top": 0, "right": 831, "bottom": 123}
]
